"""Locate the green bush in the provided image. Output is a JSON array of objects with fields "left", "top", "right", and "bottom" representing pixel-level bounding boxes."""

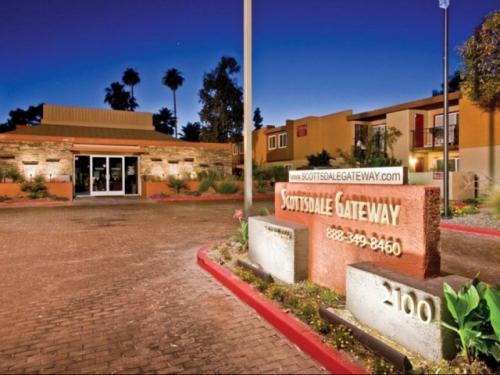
[
  {"left": 0, "top": 195, "right": 11, "bottom": 202},
  {"left": 256, "top": 179, "right": 267, "bottom": 193},
  {"left": 5, "top": 167, "right": 23, "bottom": 183},
  {"left": 215, "top": 179, "right": 239, "bottom": 194},
  {"left": 442, "top": 279, "right": 500, "bottom": 363},
  {"left": 21, "top": 175, "right": 48, "bottom": 199},
  {"left": 198, "top": 176, "right": 215, "bottom": 193},
  {"left": 485, "top": 188, "right": 500, "bottom": 219},
  {"left": 167, "top": 176, "right": 188, "bottom": 193},
  {"left": 197, "top": 169, "right": 222, "bottom": 181},
  {"left": 266, "top": 165, "right": 288, "bottom": 182}
]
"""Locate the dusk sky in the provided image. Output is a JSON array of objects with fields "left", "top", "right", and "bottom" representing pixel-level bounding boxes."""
[{"left": 0, "top": 0, "right": 498, "bottom": 127}]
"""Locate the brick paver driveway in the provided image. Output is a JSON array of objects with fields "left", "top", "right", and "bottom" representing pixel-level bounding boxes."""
[{"left": 0, "top": 201, "right": 325, "bottom": 374}]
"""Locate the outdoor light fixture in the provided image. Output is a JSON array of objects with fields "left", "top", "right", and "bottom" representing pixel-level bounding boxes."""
[{"left": 439, "top": 0, "right": 451, "bottom": 218}]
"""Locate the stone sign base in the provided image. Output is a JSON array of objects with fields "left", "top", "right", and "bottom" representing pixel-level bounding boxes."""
[
  {"left": 346, "top": 262, "right": 468, "bottom": 361},
  {"left": 248, "top": 216, "right": 309, "bottom": 284}
]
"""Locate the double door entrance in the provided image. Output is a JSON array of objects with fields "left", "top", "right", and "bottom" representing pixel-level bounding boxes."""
[{"left": 74, "top": 155, "right": 139, "bottom": 196}]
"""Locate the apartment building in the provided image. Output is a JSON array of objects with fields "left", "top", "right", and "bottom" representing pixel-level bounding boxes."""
[{"left": 234, "top": 92, "right": 498, "bottom": 193}]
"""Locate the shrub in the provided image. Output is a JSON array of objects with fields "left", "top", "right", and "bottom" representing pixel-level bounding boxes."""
[
  {"left": 306, "top": 149, "right": 333, "bottom": 167},
  {"left": 167, "top": 176, "right": 188, "bottom": 193},
  {"left": 198, "top": 176, "right": 215, "bottom": 193},
  {"left": 485, "top": 188, "right": 500, "bottom": 219},
  {"left": 197, "top": 169, "right": 222, "bottom": 181},
  {"left": 442, "top": 279, "right": 500, "bottom": 363},
  {"left": 296, "top": 300, "right": 319, "bottom": 324},
  {"left": 21, "top": 175, "right": 48, "bottom": 199},
  {"left": 5, "top": 167, "right": 23, "bottom": 183},
  {"left": 0, "top": 195, "right": 11, "bottom": 202},
  {"left": 256, "top": 179, "right": 267, "bottom": 193},
  {"left": 266, "top": 165, "right": 288, "bottom": 182},
  {"left": 216, "top": 178, "right": 239, "bottom": 194},
  {"left": 265, "top": 284, "right": 288, "bottom": 303}
]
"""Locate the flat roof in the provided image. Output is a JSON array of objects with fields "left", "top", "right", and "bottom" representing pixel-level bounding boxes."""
[{"left": 347, "top": 92, "right": 462, "bottom": 121}]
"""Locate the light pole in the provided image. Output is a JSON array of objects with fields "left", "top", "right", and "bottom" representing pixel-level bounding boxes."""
[
  {"left": 243, "top": 0, "right": 253, "bottom": 216},
  {"left": 439, "top": 0, "right": 450, "bottom": 218}
]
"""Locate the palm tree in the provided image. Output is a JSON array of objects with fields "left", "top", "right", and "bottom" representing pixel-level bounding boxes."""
[
  {"left": 122, "top": 68, "right": 140, "bottom": 100},
  {"left": 162, "top": 68, "right": 184, "bottom": 138},
  {"left": 104, "top": 82, "right": 137, "bottom": 111}
]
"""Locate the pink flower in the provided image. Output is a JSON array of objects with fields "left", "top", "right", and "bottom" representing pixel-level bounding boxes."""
[{"left": 233, "top": 209, "right": 245, "bottom": 221}]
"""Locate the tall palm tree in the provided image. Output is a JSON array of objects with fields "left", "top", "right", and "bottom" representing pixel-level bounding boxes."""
[
  {"left": 122, "top": 68, "right": 141, "bottom": 100},
  {"left": 162, "top": 68, "right": 184, "bottom": 137}
]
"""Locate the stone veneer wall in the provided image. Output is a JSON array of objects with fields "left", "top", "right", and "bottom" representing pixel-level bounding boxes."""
[
  {"left": 141, "top": 145, "right": 232, "bottom": 179},
  {"left": 0, "top": 141, "right": 232, "bottom": 181},
  {"left": 0, "top": 141, "right": 73, "bottom": 181}
]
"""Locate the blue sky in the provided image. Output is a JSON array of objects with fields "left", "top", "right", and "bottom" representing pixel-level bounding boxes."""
[{"left": 0, "top": 0, "right": 498, "bottom": 126}]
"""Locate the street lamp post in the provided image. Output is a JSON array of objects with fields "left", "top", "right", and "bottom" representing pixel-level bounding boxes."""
[
  {"left": 243, "top": 0, "right": 253, "bottom": 216},
  {"left": 439, "top": 0, "right": 450, "bottom": 218}
]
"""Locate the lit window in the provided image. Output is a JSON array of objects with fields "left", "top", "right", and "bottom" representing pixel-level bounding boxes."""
[
  {"left": 268, "top": 135, "right": 277, "bottom": 150},
  {"left": 278, "top": 133, "right": 287, "bottom": 148}
]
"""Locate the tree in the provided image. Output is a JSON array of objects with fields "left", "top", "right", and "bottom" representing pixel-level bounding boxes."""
[
  {"left": 162, "top": 68, "right": 184, "bottom": 138},
  {"left": 180, "top": 122, "right": 201, "bottom": 142},
  {"left": 104, "top": 82, "right": 137, "bottom": 111},
  {"left": 432, "top": 70, "right": 463, "bottom": 96},
  {"left": 0, "top": 103, "right": 43, "bottom": 132},
  {"left": 153, "top": 107, "right": 176, "bottom": 135},
  {"left": 122, "top": 68, "right": 141, "bottom": 100},
  {"left": 253, "top": 107, "right": 263, "bottom": 130},
  {"left": 198, "top": 56, "right": 243, "bottom": 142},
  {"left": 460, "top": 10, "right": 500, "bottom": 182},
  {"left": 306, "top": 150, "right": 333, "bottom": 167}
]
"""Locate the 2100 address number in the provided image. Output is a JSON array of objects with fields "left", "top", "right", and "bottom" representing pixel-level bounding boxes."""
[{"left": 326, "top": 226, "right": 402, "bottom": 257}]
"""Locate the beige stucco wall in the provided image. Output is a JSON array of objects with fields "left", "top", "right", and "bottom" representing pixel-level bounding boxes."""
[
  {"left": 386, "top": 110, "right": 411, "bottom": 166},
  {"left": 460, "top": 145, "right": 500, "bottom": 193},
  {"left": 291, "top": 110, "right": 352, "bottom": 161}
]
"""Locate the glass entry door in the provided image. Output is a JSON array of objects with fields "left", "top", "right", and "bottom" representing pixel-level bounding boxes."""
[{"left": 90, "top": 156, "right": 124, "bottom": 195}]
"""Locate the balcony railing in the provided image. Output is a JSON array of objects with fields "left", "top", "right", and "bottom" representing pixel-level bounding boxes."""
[{"left": 411, "top": 125, "right": 459, "bottom": 150}]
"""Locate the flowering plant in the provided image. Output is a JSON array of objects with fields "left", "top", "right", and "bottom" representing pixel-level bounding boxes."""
[{"left": 232, "top": 209, "right": 248, "bottom": 247}]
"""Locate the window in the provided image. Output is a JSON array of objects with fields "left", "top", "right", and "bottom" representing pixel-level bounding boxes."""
[
  {"left": 433, "top": 112, "right": 459, "bottom": 145},
  {"left": 238, "top": 143, "right": 244, "bottom": 154},
  {"left": 372, "top": 124, "right": 386, "bottom": 153},
  {"left": 278, "top": 133, "right": 287, "bottom": 148},
  {"left": 434, "top": 112, "right": 458, "bottom": 127},
  {"left": 435, "top": 157, "right": 459, "bottom": 172},
  {"left": 232, "top": 144, "right": 238, "bottom": 155},
  {"left": 268, "top": 135, "right": 277, "bottom": 150}
]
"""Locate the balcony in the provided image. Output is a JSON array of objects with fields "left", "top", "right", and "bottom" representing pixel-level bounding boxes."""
[{"left": 411, "top": 125, "right": 459, "bottom": 150}]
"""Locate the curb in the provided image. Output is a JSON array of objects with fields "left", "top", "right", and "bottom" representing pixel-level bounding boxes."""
[
  {"left": 440, "top": 223, "right": 500, "bottom": 238},
  {"left": 196, "top": 246, "right": 367, "bottom": 375}
]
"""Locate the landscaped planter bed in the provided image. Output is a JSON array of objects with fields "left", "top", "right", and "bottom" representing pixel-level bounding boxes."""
[
  {"left": 201, "top": 240, "right": 496, "bottom": 375},
  {"left": 151, "top": 192, "right": 273, "bottom": 202}
]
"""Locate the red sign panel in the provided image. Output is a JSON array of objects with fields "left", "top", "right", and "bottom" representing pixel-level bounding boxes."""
[{"left": 297, "top": 124, "right": 307, "bottom": 137}]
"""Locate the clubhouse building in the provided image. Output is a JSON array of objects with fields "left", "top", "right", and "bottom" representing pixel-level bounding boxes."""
[{"left": 0, "top": 105, "right": 231, "bottom": 197}]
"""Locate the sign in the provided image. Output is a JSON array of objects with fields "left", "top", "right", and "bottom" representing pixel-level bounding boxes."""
[
  {"left": 289, "top": 167, "right": 406, "bottom": 185},
  {"left": 248, "top": 216, "right": 309, "bottom": 284},
  {"left": 274, "top": 182, "right": 441, "bottom": 293},
  {"left": 297, "top": 124, "right": 308, "bottom": 137},
  {"left": 346, "top": 263, "right": 467, "bottom": 361}
]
